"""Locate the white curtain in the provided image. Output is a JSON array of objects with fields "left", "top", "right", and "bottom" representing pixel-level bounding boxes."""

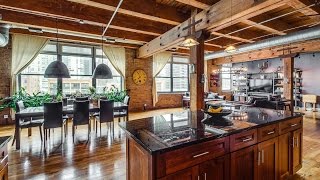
[
  {"left": 11, "top": 34, "right": 49, "bottom": 94},
  {"left": 152, "top": 52, "right": 172, "bottom": 106},
  {"left": 204, "top": 60, "right": 209, "bottom": 92},
  {"left": 103, "top": 46, "right": 126, "bottom": 87}
]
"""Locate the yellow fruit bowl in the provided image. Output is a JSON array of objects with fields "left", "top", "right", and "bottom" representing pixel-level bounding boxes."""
[{"left": 205, "top": 109, "right": 232, "bottom": 118}]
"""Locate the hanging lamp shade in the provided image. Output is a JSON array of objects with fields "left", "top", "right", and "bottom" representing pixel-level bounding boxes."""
[
  {"left": 180, "top": 36, "right": 199, "bottom": 47},
  {"left": 44, "top": 61, "right": 70, "bottom": 78},
  {"left": 224, "top": 45, "right": 237, "bottom": 53},
  {"left": 92, "top": 64, "right": 113, "bottom": 79}
]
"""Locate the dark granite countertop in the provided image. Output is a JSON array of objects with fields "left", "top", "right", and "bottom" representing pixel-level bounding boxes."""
[
  {"left": 0, "top": 136, "right": 11, "bottom": 148},
  {"left": 119, "top": 107, "right": 302, "bottom": 154}
]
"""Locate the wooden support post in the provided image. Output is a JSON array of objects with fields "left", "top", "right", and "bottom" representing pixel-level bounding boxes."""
[
  {"left": 190, "top": 34, "right": 205, "bottom": 112},
  {"left": 283, "top": 57, "right": 294, "bottom": 111}
]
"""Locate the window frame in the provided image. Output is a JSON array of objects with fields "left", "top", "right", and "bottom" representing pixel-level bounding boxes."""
[
  {"left": 18, "top": 42, "right": 123, "bottom": 95},
  {"left": 156, "top": 56, "right": 190, "bottom": 93},
  {"left": 221, "top": 66, "right": 232, "bottom": 92}
]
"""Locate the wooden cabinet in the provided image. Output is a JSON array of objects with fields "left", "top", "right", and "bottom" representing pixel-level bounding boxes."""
[
  {"left": 157, "top": 137, "right": 229, "bottom": 177},
  {"left": 292, "top": 128, "right": 302, "bottom": 174},
  {"left": 278, "top": 133, "right": 290, "bottom": 179},
  {"left": 257, "top": 137, "right": 278, "bottom": 180},
  {"left": 230, "top": 145, "right": 258, "bottom": 180},
  {"left": 158, "top": 166, "right": 199, "bottom": 180},
  {"left": 199, "top": 155, "right": 230, "bottom": 180},
  {"left": 126, "top": 117, "right": 303, "bottom": 180},
  {"left": 278, "top": 126, "right": 303, "bottom": 179}
]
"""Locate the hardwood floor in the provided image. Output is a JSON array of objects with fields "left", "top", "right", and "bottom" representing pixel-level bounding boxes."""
[{"left": 1, "top": 108, "right": 320, "bottom": 180}]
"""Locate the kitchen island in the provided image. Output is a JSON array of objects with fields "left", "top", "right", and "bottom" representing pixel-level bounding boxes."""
[{"left": 119, "top": 107, "right": 303, "bottom": 180}]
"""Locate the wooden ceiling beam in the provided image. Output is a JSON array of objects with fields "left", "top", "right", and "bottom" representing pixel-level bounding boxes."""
[
  {"left": 174, "top": 0, "right": 210, "bottom": 9},
  {"left": 67, "top": 0, "right": 188, "bottom": 25},
  {"left": 211, "top": 31, "right": 255, "bottom": 43},
  {"left": 249, "top": 14, "right": 294, "bottom": 32},
  {"left": 0, "top": 0, "right": 173, "bottom": 36},
  {"left": 209, "top": 0, "right": 289, "bottom": 32},
  {"left": 287, "top": 0, "right": 319, "bottom": 16},
  {"left": 0, "top": 9, "right": 154, "bottom": 43},
  {"left": 241, "top": 19, "right": 286, "bottom": 35},
  {"left": 138, "top": 0, "right": 289, "bottom": 58},
  {"left": 211, "top": 39, "right": 320, "bottom": 65},
  {"left": 10, "top": 28, "right": 140, "bottom": 49}
]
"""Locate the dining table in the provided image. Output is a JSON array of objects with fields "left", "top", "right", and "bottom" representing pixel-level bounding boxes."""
[{"left": 14, "top": 102, "right": 128, "bottom": 150}]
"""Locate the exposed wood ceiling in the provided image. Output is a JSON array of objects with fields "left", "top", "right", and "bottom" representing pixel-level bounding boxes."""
[{"left": 0, "top": 0, "right": 319, "bottom": 58}]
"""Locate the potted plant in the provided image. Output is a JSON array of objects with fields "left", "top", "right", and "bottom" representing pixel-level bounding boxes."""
[
  {"left": 101, "top": 85, "right": 127, "bottom": 102},
  {"left": 0, "top": 88, "right": 52, "bottom": 112},
  {"left": 88, "top": 86, "right": 99, "bottom": 106}
]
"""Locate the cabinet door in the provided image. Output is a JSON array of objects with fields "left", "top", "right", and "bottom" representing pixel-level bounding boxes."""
[
  {"left": 278, "top": 133, "right": 291, "bottom": 179},
  {"left": 257, "top": 137, "right": 278, "bottom": 180},
  {"left": 199, "top": 155, "right": 230, "bottom": 180},
  {"left": 292, "top": 128, "right": 302, "bottom": 173},
  {"left": 158, "top": 166, "right": 199, "bottom": 180},
  {"left": 230, "top": 145, "right": 258, "bottom": 180}
]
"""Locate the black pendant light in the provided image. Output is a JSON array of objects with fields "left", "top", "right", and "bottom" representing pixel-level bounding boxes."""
[
  {"left": 93, "top": 64, "right": 112, "bottom": 79},
  {"left": 44, "top": 61, "right": 70, "bottom": 78},
  {"left": 44, "top": 18, "right": 70, "bottom": 78},
  {"left": 92, "top": 27, "right": 113, "bottom": 79}
]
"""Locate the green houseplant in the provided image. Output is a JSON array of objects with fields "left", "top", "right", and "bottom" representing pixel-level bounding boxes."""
[
  {"left": 101, "top": 85, "right": 127, "bottom": 102},
  {"left": 0, "top": 88, "right": 52, "bottom": 112}
]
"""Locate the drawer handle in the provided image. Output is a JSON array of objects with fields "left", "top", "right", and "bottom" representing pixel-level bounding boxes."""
[
  {"left": 193, "top": 151, "right": 209, "bottom": 158},
  {"left": 258, "top": 151, "right": 261, "bottom": 166},
  {"left": 241, "top": 137, "right": 253, "bottom": 142},
  {"left": 292, "top": 137, "right": 295, "bottom": 148},
  {"left": 0, "top": 154, "right": 8, "bottom": 164},
  {"left": 291, "top": 123, "right": 298, "bottom": 127},
  {"left": 267, "top": 131, "right": 275, "bottom": 135}
]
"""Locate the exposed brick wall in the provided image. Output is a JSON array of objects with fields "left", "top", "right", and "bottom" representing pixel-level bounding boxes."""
[
  {"left": 0, "top": 36, "right": 12, "bottom": 124},
  {"left": 125, "top": 49, "right": 153, "bottom": 111},
  {"left": 156, "top": 93, "right": 183, "bottom": 109},
  {"left": 125, "top": 49, "right": 183, "bottom": 111}
]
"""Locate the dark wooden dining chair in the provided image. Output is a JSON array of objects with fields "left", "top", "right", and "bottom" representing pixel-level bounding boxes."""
[
  {"left": 12, "top": 101, "right": 44, "bottom": 146},
  {"left": 43, "top": 102, "right": 67, "bottom": 149},
  {"left": 62, "top": 98, "right": 68, "bottom": 107},
  {"left": 73, "top": 100, "right": 90, "bottom": 142},
  {"left": 95, "top": 100, "right": 114, "bottom": 136},
  {"left": 114, "top": 95, "right": 130, "bottom": 122},
  {"left": 75, "top": 97, "right": 89, "bottom": 101}
]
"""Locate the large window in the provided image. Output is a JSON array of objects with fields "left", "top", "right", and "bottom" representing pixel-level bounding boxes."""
[
  {"left": 19, "top": 43, "right": 123, "bottom": 95},
  {"left": 156, "top": 56, "right": 189, "bottom": 93},
  {"left": 221, "top": 67, "right": 231, "bottom": 91}
]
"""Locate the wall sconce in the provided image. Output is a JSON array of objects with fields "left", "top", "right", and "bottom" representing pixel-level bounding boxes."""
[
  {"left": 190, "top": 64, "right": 196, "bottom": 73},
  {"left": 201, "top": 74, "right": 206, "bottom": 84}
]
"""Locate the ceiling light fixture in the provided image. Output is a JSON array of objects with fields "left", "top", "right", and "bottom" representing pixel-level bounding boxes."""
[
  {"left": 78, "top": 19, "right": 85, "bottom": 24},
  {"left": 105, "top": 38, "right": 116, "bottom": 43},
  {"left": 224, "top": 45, "right": 237, "bottom": 53},
  {"left": 224, "top": 0, "right": 237, "bottom": 53},
  {"left": 44, "top": 19, "right": 70, "bottom": 78},
  {"left": 92, "top": 27, "right": 113, "bottom": 79},
  {"left": 180, "top": 36, "right": 199, "bottom": 47},
  {"left": 28, "top": 27, "right": 43, "bottom": 33}
]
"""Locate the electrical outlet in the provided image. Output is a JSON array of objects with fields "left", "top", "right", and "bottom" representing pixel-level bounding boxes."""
[{"left": 3, "top": 115, "right": 8, "bottom": 119}]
